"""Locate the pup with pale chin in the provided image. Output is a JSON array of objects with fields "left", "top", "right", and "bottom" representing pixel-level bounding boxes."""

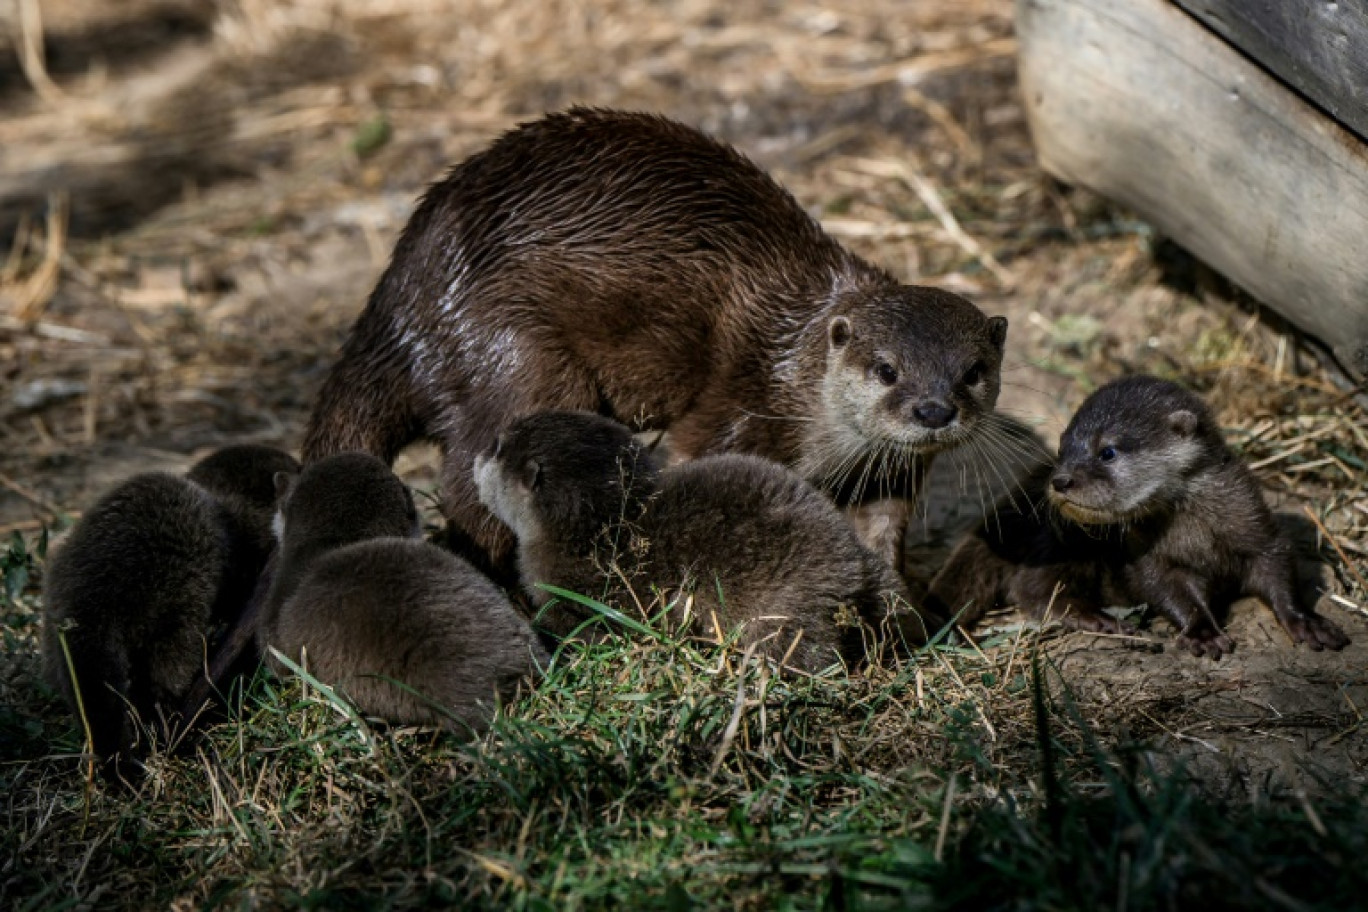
[{"left": 927, "top": 375, "right": 1351, "bottom": 659}]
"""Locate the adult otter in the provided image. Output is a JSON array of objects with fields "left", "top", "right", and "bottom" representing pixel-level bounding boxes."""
[
  {"left": 41, "top": 445, "right": 299, "bottom": 780},
  {"left": 303, "top": 108, "right": 1009, "bottom": 576},
  {"left": 259, "top": 453, "right": 546, "bottom": 732},
  {"left": 475, "top": 410, "right": 936, "bottom": 673},
  {"left": 926, "top": 376, "right": 1351, "bottom": 658}
]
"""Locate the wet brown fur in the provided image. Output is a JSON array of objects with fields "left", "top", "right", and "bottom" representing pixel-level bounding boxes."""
[
  {"left": 476, "top": 411, "right": 939, "bottom": 673},
  {"left": 40, "top": 445, "right": 299, "bottom": 780},
  {"left": 259, "top": 453, "right": 545, "bottom": 732},
  {"left": 302, "top": 108, "right": 1008, "bottom": 576},
  {"left": 927, "top": 376, "right": 1350, "bottom": 658}
]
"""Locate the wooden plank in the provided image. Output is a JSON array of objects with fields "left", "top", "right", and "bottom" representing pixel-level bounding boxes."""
[
  {"left": 1016, "top": 0, "right": 1368, "bottom": 380},
  {"left": 1174, "top": 0, "right": 1368, "bottom": 144}
]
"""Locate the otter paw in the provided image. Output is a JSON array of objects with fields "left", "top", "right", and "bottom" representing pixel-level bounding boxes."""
[
  {"left": 1282, "top": 613, "right": 1351, "bottom": 651},
  {"left": 1063, "top": 610, "right": 1124, "bottom": 635},
  {"left": 1176, "top": 627, "right": 1235, "bottom": 660}
]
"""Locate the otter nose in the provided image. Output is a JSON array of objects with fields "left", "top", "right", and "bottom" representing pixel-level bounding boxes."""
[
  {"left": 912, "top": 401, "right": 957, "bottom": 429},
  {"left": 1051, "top": 474, "right": 1074, "bottom": 493}
]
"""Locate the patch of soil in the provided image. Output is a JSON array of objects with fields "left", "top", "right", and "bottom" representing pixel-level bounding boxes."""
[{"left": 1051, "top": 600, "right": 1368, "bottom": 798}]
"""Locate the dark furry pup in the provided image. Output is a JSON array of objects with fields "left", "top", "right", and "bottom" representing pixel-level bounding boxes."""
[
  {"left": 41, "top": 445, "right": 300, "bottom": 779},
  {"left": 303, "top": 107, "right": 1009, "bottom": 576},
  {"left": 259, "top": 453, "right": 546, "bottom": 733},
  {"left": 476, "top": 411, "right": 937, "bottom": 673},
  {"left": 927, "top": 376, "right": 1350, "bottom": 658}
]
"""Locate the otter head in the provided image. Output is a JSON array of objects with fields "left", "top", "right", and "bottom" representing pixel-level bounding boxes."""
[
  {"left": 1048, "top": 376, "right": 1223, "bottom": 526},
  {"left": 187, "top": 445, "right": 301, "bottom": 511},
  {"left": 823, "top": 286, "right": 1007, "bottom": 454},
  {"left": 188, "top": 445, "right": 301, "bottom": 540},
  {"left": 274, "top": 452, "right": 419, "bottom": 549},
  {"left": 475, "top": 411, "right": 662, "bottom": 548}
]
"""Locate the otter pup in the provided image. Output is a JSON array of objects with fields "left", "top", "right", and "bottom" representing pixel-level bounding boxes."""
[
  {"left": 303, "top": 108, "right": 1009, "bottom": 576},
  {"left": 40, "top": 444, "right": 300, "bottom": 778},
  {"left": 475, "top": 411, "right": 936, "bottom": 673},
  {"left": 259, "top": 453, "right": 546, "bottom": 732},
  {"left": 926, "top": 376, "right": 1351, "bottom": 658}
]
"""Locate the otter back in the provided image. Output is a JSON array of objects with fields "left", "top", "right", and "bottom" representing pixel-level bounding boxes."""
[
  {"left": 643, "top": 454, "right": 926, "bottom": 671},
  {"left": 266, "top": 538, "right": 546, "bottom": 732}
]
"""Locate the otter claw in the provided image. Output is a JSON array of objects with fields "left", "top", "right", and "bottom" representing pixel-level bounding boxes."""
[
  {"left": 1176, "top": 629, "right": 1234, "bottom": 660},
  {"left": 1283, "top": 614, "right": 1350, "bottom": 651},
  {"left": 1062, "top": 611, "right": 1124, "bottom": 635}
]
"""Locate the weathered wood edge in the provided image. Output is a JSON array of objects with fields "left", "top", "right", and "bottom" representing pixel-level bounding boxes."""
[
  {"left": 1174, "top": 0, "right": 1368, "bottom": 145},
  {"left": 1017, "top": 0, "right": 1368, "bottom": 380}
]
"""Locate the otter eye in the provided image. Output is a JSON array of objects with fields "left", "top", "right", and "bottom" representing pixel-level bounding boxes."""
[
  {"left": 963, "top": 361, "right": 986, "bottom": 386},
  {"left": 1098, "top": 446, "right": 1117, "bottom": 463},
  {"left": 873, "top": 362, "right": 898, "bottom": 386}
]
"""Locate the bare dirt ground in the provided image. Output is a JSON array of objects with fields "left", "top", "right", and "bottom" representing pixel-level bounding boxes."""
[{"left": 1, "top": 0, "right": 1364, "bottom": 800}]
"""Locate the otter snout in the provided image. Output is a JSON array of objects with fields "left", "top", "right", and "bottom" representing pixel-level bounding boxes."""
[
  {"left": 911, "top": 401, "right": 958, "bottom": 429},
  {"left": 1046, "top": 464, "right": 1125, "bottom": 526}
]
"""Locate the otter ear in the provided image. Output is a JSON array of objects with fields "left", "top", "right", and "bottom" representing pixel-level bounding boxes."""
[
  {"left": 639, "top": 433, "right": 668, "bottom": 470},
  {"left": 828, "top": 316, "right": 852, "bottom": 349},
  {"left": 522, "top": 459, "right": 543, "bottom": 491},
  {"left": 987, "top": 316, "right": 1008, "bottom": 351},
  {"left": 1167, "top": 410, "right": 1199, "bottom": 437},
  {"left": 272, "top": 471, "right": 295, "bottom": 503}
]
